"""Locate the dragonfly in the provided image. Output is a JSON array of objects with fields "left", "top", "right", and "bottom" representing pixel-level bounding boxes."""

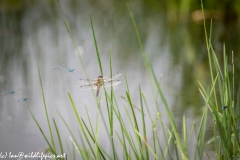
[
  {"left": 79, "top": 73, "right": 121, "bottom": 96},
  {"left": 211, "top": 106, "right": 228, "bottom": 114},
  {"left": 1, "top": 90, "right": 15, "bottom": 95},
  {"left": 52, "top": 62, "right": 76, "bottom": 74},
  {"left": 15, "top": 97, "right": 27, "bottom": 103},
  {"left": 1, "top": 89, "right": 22, "bottom": 95}
]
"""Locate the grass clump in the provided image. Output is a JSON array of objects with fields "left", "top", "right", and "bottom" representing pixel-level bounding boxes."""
[{"left": 28, "top": 1, "right": 240, "bottom": 160}]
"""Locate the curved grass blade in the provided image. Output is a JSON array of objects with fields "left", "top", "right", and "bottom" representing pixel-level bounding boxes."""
[
  {"left": 28, "top": 108, "right": 57, "bottom": 156},
  {"left": 53, "top": 118, "right": 66, "bottom": 160},
  {"left": 89, "top": 13, "right": 103, "bottom": 76},
  {"left": 37, "top": 59, "right": 56, "bottom": 152}
]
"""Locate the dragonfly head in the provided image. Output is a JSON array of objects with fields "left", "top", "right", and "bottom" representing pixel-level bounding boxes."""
[{"left": 69, "top": 69, "right": 76, "bottom": 72}]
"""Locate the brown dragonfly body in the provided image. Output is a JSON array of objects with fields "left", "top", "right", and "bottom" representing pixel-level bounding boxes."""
[{"left": 79, "top": 73, "right": 121, "bottom": 96}]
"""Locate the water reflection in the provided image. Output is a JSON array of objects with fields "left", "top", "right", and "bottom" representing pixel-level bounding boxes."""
[{"left": 0, "top": 0, "right": 239, "bottom": 158}]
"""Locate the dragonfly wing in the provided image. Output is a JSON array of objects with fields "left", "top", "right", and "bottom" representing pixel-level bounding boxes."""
[
  {"left": 103, "top": 80, "right": 121, "bottom": 87},
  {"left": 78, "top": 79, "right": 97, "bottom": 84},
  {"left": 61, "top": 62, "right": 69, "bottom": 69},
  {"left": 79, "top": 84, "right": 97, "bottom": 90},
  {"left": 103, "top": 73, "right": 121, "bottom": 81}
]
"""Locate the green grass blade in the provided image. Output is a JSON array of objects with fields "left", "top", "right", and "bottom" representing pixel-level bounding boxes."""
[
  {"left": 183, "top": 116, "right": 187, "bottom": 154},
  {"left": 80, "top": 117, "right": 108, "bottom": 160},
  {"left": 89, "top": 13, "right": 103, "bottom": 76},
  {"left": 115, "top": 131, "right": 129, "bottom": 160},
  {"left": 85, "top": 106, "right": 95, "bottom": 137},
  {"left": 53, "top": 118, "right": 65, "bottom": 160},
  {"left": 196, "top": 105, "right": 207, "bottom": 159},
  {"left": 147, "top": 57, "right": 187, "bottom": 159},
  {"left": 57, "top": 111, "right": 89, "bottom": 159},
  {"left": 28, "top": 108, "right": 57, "bottom": 155},
  {"left": 37, "top": 59, "right": 56, "bottom": 152},
  {"left": 66, "top": 142, "right": 75, "bottom": 160},
  {"left": 139, "top": 86, "right": 149, "bottom": 159},
  {"left": 126, "top": 2, "right": 157, "bottom": 100},
  {"left": 135, "top": 130, "right": 159, "bottom": 160},
  {"left": 67, "top": 93, "right": 96, "bottom": 159},
  {"left": 126, "top": 91, "right": 144, "bottom": 159}
]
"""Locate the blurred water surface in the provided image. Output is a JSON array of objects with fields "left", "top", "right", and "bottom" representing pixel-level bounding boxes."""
[{"left": 0, "top": 0, "right": 239, "bottom": 159}]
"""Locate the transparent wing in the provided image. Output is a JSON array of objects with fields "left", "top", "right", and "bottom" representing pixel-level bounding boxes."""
[
  {"left": 61, "top": 62, "right": 69, "bottom": 69},
  {"left": 79, "top": 84, "right": 97, "bottom": 90},
  {"left": 103, "top": 80, "right": 121, "bottom": 87},
  {"left": 78, "top": 79, "right": 97, "bottom": 84},
  {"left": 103, "top": 73, "right": 121, "bottom": 81}
]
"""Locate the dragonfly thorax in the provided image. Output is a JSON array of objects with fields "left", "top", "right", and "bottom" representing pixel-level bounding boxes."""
[{"left": 97, "top": 76, "right": 104, "bottom": 85}]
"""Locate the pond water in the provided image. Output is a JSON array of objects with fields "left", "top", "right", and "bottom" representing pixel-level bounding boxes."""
[{"left": 0, "top": 0, "right": 239, "bottom": 159}]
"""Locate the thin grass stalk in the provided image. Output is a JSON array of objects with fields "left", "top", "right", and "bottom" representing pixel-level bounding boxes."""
[
  {"left": 213, "top": 124, "right": 219, "bottom": 159},
  {"left": 28, "top": 108, "right": 57, "bottom": 156},
  {"left": 80, "top": 109, "right": 110, "bottom": 159},
  {"left": 172, "top": 133, "right": 180, "bottom": 160},
  {"left": 223, "top": 44, "right": 228, "bottom": 105},
  {"left": 123, "top": 74, "right": 143, "bottom": 158},
  {"left": 77, "top": 129, "right": 90, "bottom": 158},
  {"left": 66, "top": 142, "right": 75, "bottom": 160},
  {"left": 115, "top": 111, "right": 129, "bottom": 159},
  {"left": 81, "top": 108, "right": 110, "bottom": 157},
  {"left": 139, "top": 86, "right": 149, "bottom": 159},
  {"left": 200, "top": 0, "right": 208, "bottom": 50},
  {"left": 108, "top": 53, "right": 117, "bottom": 159},
  {"left": 55, "top": 0, "right": 89, "bottom": 77},
  {"left": 198, "top": 106, "right": 207, "bottom": 159},
  {"left": 89, "top": 15, "right": 117, "bottom": 154},
  {"left": 144, "top": 92, "right": 171, "bottom": 159},
  {"left": 201, "top": 11, "right": 219, "bottom": 110},
  {"left": 141, "top": 93, "right": 170, "bottom": 158},
  {"left": 193, "top": 115, "right": 209, "bottom": 160},
  {"left": 89, "top": 13, "right": 103, "bottom": 76},
  {"left": 154, "top": 130, "right": 164, "bottom": 159},
  {"left": 163, "top": 129, "right": 173, "bottom": 159},
  {"left": 105, "top": 91, "right": 136, "bottom": 159},
  {"left": 129, "top": 133, "right": 141, "bottom": 158},
  {"left": 209, "top": 43, "right": 224, "bottom": 108},
  {"left": 52, "top": 118, "right": 65, "bottom": 160},
  {"left": 135, "top": 130, "right": 159, "bottom": 160},
  {"left": 122, "top": 105, "right": 140, "bottom": 159},
  {"left": 152, "top": 127, "right": 157, "bottom": 160},
  {"left": 187, "top": 122, "right": 195, "bottom": 148},
  {"left": 126, "top": 2, "right": 157, "bottom": 104},
  {"left": 115, "top": 131, "right": 128, "bottom": 160},
  {"left": 67, "top": 93, "right": 97, "bottom": 159},
  {"left": 85, "top": 106, "right": 96, "bottom": 137},
  {"left": 183, "top": 116, "right": 187, "bottom": 154},
  {"left": 111, "top": 97, "right": 130, "bottom": 159},
  {"left": 57, "top": 111, "right": 89, "bottom": 159},
  {"left": 55, "top": 0, "right": 100, "bottom": 102},
  {"left": 37, "top": 60, "right": 56, "bottom": 153},
  {"left": 147, "top": 56, "right": 187, "bottom": 159},
  {"left": 232, "top": 52, "right": 234, "bottom": 108},
  {"left": 126, "top": 91, "right": 144, "bottom": 159},
  {"left": 94, "top": 122, "right": 100, "bottom": 160},
  {"left": 141, "top": 94, "right": 155, "bottom": 121}
]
